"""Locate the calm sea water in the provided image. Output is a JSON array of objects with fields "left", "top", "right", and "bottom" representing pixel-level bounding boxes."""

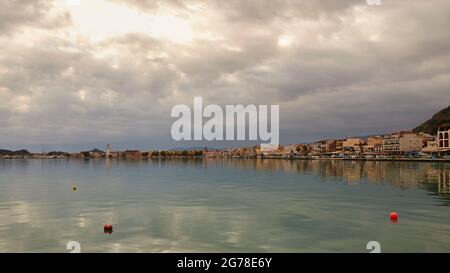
[{"left": 0, "top": 159, "right": 449, "bottom": 253}]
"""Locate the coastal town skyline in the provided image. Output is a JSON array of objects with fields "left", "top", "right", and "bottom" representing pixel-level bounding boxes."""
[
  {"left": 0, "top": 106, "right": 450, "bottom": 154},
  {"left": 1, "top": 104, "right": 448, "bottom": 154},
  {"left": 2, "top": 118, "right": 449, "bottom": 159}
]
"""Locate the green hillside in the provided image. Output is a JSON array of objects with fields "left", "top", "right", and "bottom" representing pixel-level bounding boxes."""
[{"left": 413, "top": 105, "right": 450, "bottom": 135}]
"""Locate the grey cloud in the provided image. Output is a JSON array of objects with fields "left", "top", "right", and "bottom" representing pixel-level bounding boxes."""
[
  {"left": 211, "top": 0, "right": 364, "bottom": 22},
  {"left": 116, "top": 0, "right": 363, "bottom": 20},
  {"left": 0, "top": 0, "right": 71, "bottom": 35},
  {"left": 0, "top": 0, "right": 449, "bottom": 151}
]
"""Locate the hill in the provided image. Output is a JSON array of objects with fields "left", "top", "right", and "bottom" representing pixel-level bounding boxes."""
[
  {"left": 0, "top": 149, "right": 31, "bottom": 156},
  {"left": 413, "top": 105, "right": 450, "bottom": 135}
]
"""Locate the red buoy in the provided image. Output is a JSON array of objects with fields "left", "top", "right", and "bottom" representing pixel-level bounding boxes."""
[
  {"left": 104, "top": 224, "right": 113, "bottom": 234},
  {"left": 390, "top": 212, "right": 398, "bottom": 222}
]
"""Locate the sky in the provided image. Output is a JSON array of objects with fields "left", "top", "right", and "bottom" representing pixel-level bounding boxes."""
[{"left": 0, "top": 0, "right": 449, "bottom": 152}]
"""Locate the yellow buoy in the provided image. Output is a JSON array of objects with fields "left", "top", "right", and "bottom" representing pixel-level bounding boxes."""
[{"left": 72, "top": 186, "right": 77, "bottom": 191}]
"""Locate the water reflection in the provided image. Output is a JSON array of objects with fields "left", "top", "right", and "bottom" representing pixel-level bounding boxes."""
[
  {"left": 200, "top": 159, "right": 450, "bottom": 201},
  {"left": 0, "top": 159, "right": 449, "bottom": 252},
  {"left": 122, "top": 158, "right": 450, "bottom": 203},
  {"left": 438, "top": 170, "right": 450, "bottom": 195},
  {"left": 5, "top": 158, "right": 448, "bottom": 201}
]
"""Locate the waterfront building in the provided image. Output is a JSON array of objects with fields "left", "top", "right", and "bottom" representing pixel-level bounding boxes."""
[
  {"left": 313, "top": 140, "right": 328, "bottom": 153},
  {"left": 399, "top": 132, "right": 422, "bottom": 153},
  {"left": 383, "top": 131, "right": 422, "bottom": 155},
  {"left": 334, "top": 139, "right": 345, "bottom": 153},
  {"left": 85, "top": 149, "right": 104, "bottom": 158},
  {"left": 365, "top": 136, "right": 384, "bottom": 155},
  {"left": 383, "top": 133, "right": 401, "bottom": 155},
  {"left": 123, "top": 150, "right": 141, "bottom": 158},
  {"left": 420, "top": 133, "right": 435, "bottom": 148},
  {"left": 438, "top": 123, "right": 450, "bottom": 154},
  {"left": 204, "top": 151, "right": 221, "bottom": 158},
  {"left": 325, "top": 140, "right": 337, "bottom": 153},
  {"left": 422, "top": 139, "right": 439, "bottom": 155},
  {"left": 363, "top": 144, "right": 380, "bottom": 155},
  {"left": 307, "top": 143, "right": 315, "bottom": 153},
  {"left": 69, "top": 153, "right": 84, "bottom": 158},
  {"left": 239, "top": 147, "right": 258, "bottom": 157},
  {"left": 342, "top": 138, "right": 365, "bottom": 154},
  {"left": 281, "top": 145, "right": 298, "bottom": 157},
  {"left": 284, "top": 144, "right": 298, "bottom": 153},
  {"left": 368, "top": 136, "right": 384, "bottom": 146},
  {"left": 343, "top": 138, "right": 365, "bottom": 148}
]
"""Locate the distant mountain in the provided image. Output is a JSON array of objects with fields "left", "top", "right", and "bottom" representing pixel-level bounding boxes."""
[
  {"left": 89, "top": 148, "right": 104, "bottom": 153},
  {"left": 0, "top": 149, "right": 31, "bottom": 156},
  {"left": 413, "top": 105, "right": 450, "bottom": 135}
]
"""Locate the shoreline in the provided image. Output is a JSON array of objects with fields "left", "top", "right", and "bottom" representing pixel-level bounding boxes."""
[
  {"left": 309, "top": 157, "right": 450, "bottom": 163},
  {"left": 1, "top": 157, "right": 450, "bottom": 163}
]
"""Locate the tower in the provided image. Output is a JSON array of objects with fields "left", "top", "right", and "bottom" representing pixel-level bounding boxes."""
[{"left": 106, "top": 144, "right": 110, "bottom": 158}]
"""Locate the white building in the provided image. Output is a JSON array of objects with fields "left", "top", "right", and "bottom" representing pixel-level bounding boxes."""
[{"left": 438, "top": 123, "right": 450, "bottom": 153}]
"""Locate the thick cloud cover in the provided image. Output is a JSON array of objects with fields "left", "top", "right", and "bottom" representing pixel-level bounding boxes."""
[{"left": 0, "top": 0, "right": 449, "bottom": 151}]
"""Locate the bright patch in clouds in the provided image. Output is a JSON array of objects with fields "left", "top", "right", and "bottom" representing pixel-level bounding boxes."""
[
  {"left": 79, "top": 90, "right": 87, "bottom": 101},
  {"left": 13, "top": 96, "right": 31, "bottom": 113},
  {"left": 277, "top": 35, "right": 293, "bottom": 48},
  {"left": 60, "top": 0, "right": 193, "bottom": 43},
  {"left": 148, "top": 15, "right": 193, "bottom": 43}
]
